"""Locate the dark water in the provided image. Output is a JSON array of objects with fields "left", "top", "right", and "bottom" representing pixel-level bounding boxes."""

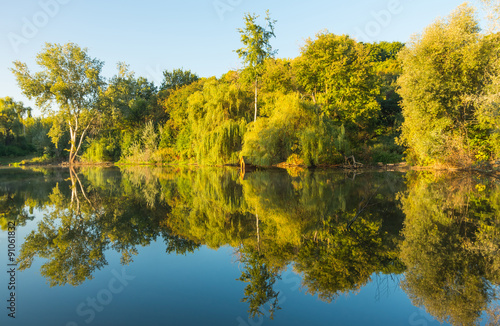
[{"left": 0, "top": 166, "right": 498, "bottom": 326}]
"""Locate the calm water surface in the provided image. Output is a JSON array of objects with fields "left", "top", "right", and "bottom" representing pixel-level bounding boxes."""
[{"left": 0, "top": 167, "right": 498, "bottom": 326}]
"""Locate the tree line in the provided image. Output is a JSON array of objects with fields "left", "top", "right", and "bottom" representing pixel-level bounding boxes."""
[{"left": 1, "top": 2, "right": 499, "bottom": 167}]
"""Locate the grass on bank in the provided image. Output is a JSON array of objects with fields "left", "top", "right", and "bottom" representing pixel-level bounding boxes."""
[{"left": 0, "top": 154, "right": 61, "bottom": 166}]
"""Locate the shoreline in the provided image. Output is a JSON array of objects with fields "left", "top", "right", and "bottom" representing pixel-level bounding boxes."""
[{"left": 2, "top": 160, "right": 499, "bottom": 177}]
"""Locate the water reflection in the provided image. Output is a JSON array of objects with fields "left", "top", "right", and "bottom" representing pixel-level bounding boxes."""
[
  {"left": 0, "top": 167, "right": 498, "bottom": 325},
  {"left": 399, "top": 172, "right": 500, "bottom": 326}
]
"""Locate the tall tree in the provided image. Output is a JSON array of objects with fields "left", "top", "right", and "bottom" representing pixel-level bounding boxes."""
[
  {"left": 11, "top": 43, "right": 105, "bottom": 164},
  {"left": 236, "top": 10, "right": 277, "bottom": 122},
  {"left": 397, "top": 4, "right": 497, "bottom": 165}
]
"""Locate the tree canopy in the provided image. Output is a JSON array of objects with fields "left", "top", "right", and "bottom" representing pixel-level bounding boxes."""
[
  {"left": 397, "top": 4, "right": 500, "bottom": 165},
  {"left": 11, "top": 43, "right": 105, "bottom": 164}
]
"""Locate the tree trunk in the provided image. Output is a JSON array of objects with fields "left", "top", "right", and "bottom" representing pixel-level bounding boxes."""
[
  {"left": 69, "top": 127, "right": 77, "bottom": 165},
  {"left": 68, "top": 116, "right": 91, "bottom": 165},
  {"left": 73, "top": 124, "right": 90, "bottom": 165},
  {"left": 254, "top": 79, "right": 258, "bottom": 122}
]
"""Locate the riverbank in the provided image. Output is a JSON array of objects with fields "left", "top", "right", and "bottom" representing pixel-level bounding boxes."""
[{"left": 2, "top": 158, "right": 499, "bottom": 178}]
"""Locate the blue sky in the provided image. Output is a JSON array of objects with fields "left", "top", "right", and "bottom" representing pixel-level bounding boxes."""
[{"left": 0, "top": 0, "right": 488, "bottom": 115}]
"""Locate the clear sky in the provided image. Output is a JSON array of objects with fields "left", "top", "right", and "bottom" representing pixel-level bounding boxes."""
[{"left": 0, "top": 0, "right": 487, "bottom": 115}]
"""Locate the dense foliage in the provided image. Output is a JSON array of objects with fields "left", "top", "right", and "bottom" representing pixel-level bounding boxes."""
[
  {"left": 0, "top": 97, "right": 32, "bottom": 156},
  {"left": 79, "top": 33, "right": 405, "bottom": 167},
  {"left": 4, "top": 3, "right": 499, "bottom": 168},
  {"left": 399, "top": 171, "right": 500, "bottom": 325},
  {"left": 11, "top": 43, "right": 105, "bottom": 164},
  {"left": 397, "top": 4, "right": 500, "bottom": 166},
  {"left": 5, "top": 21, "right": 406, "bottom": 166}
]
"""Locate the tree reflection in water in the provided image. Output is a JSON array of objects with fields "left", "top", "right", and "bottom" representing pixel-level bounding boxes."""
[
  {"left": 400, "top": 172, "right": 500, "bottom": 326},
  {"left": 1, "top": 167, "right": 498, "bottom": 324}
]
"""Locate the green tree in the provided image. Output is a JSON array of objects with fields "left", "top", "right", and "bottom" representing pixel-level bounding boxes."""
[
  {"left": 102, "top": 63, "right": 159, "bottom": 129},
  {"left": 367, "top": 41, "right": 404, "bottom": 62},
  {"left": 12, "top": 43, "right": 105, "bottom": 164},
  {"left": 473, "top": 32, "right": 500, "bottom": 159},
  {"left": 160, "top": 68, "right": 199, "bottom": 91},
  {"left": 171, "top": 76, "right": 251, "bottom": 165},
  {"left": 23, "top": 116, "right": 55, "bottom": 156},
  {"left": 241, "top": 93, "right": 343, "bottom": 166},
  {"left": 367, "top": 42, "right": 405, "bottom": 128},
  {"left": 294, "top": 32, "right": 381, "bottom": 128},
  {"left": 157, "top": 79, "right": 205, "bottom": 153},
  {"left": 0, "top": 97, "right": 30, "bottom": 145},
  {"left": 235, "top": 10, "right": 277, "bottom": 122},
  {"left": 85, "top": 63, "right": 160, "bottom": 163},
  {"left": 397, "top": 4, "right": 498, "bottom": 165},
  {"left": 258, "top": 58, "right": 296, "bottom": 96}
]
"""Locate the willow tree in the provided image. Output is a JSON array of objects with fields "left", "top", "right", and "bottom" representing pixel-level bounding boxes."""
[
  {"left": 235, "top": 10, "right": 277, "bottom": 122},
  {"left": 12, "top": 43, "right": 104, "bottom": 164}
]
